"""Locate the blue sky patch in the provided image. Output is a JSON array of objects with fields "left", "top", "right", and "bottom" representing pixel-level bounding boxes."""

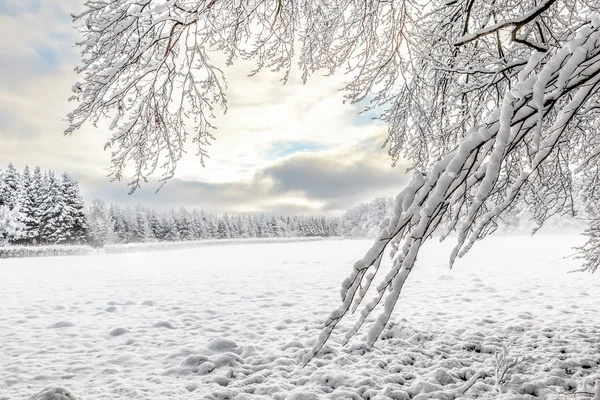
[
  {"left": 350, "top": 97, "right": 383, "bottom": 126},
  {"left": 352, "top": 110, "right": 380, "bottom": 126},
  {"left": 35, "top": 46, "right": 58, "bottom": 71},
  {"left": 265, "top": 141, "right": 328, "bottom": 159},
  {"left": 0, "top": 0, "right": 41, "bottom": 16}
]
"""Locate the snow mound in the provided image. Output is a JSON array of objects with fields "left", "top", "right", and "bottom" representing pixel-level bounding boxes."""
[
  {"left": 109, "top": 328, "right": 129, "bottom": 336},
  {"left": 28, "top": 387, "right": 78, "bottom": 400},
  {"left": 206, "top": 337, "right": 241, "bottom": 354},
  {"left": 151, "top": 321, "right": 175, "bottom": 329},
  {"left": 285, "top": 391, "right": 320, "bottom": 400},
  {"left": 180, "top": 354, "right": 210, "bottom": 367}
]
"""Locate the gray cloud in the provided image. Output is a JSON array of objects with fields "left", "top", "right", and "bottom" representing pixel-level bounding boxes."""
[
  {"left": 259, "top": 152, "right": 406, "bottom": 201},
  {"left": 77, "top": 141, "right": 410, "bottom": 215}
]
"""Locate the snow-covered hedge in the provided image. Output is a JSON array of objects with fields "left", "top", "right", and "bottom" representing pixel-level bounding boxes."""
[
  {"left": 0, "top": 237, "right": 330, "bottom": 258},
  {"left": 104, "top": 237, "right": 326, "bottom": 254},
  {"left": 0, "top": 245, "right": 95, "bottom": 259}
]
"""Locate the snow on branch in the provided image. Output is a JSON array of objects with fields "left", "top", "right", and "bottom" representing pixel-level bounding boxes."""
[
  {"left": 304, "top": 19, "right": 600, "bottom": 363},
  {"left": 67, "top": 0, "right": 297, "bottom": 191},
  {"left": 454, "top": 0, "right": 557, "bottom": 50}
]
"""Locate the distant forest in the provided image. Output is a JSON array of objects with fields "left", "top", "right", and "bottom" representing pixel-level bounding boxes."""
[
  {"left": 3, "top": 163, "right": 575, "bottom": 247},
  {"left": 0, "top": 164, "right": 389, "bottom": 247}
]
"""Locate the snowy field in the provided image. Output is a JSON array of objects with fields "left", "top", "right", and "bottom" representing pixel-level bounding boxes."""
[{"left": 1, "top": 235, "right": 599, "bottom": 400}]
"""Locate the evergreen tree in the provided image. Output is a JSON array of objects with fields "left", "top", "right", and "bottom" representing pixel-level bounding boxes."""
[
  {"left": 269, "top": 216, "right": 282, "bottom": 237},
  {"left": 25, "top": 166, "right": 45, "bottom": 244},
  {"left": 13, "top": 166, "right": 37, "bottom": 244},
  {"left": 38, "top": 172, "right": 69, "bottom": 244},
  {"left": 0, "top": 205, "right": 25, "bottom": 245},
  {"left": 121, "top": 207, "right": 135, "bottom": 242},
  {"left": 236, "top": 215, "right": 249, "bottom": 238},
  {"left": 32, "top": 169, "right": 48, "bottom": 244},
  {"left": 109, "top": 204, "right": 128, "bottom": 243},
  {"left": 191, "top": 209, "right": 205, "bottom": 239},
  {"left": 206, "top": 214, "right": 218, "bottom": 238},
  {"left": 0, "top": 163, "right": 20, "bottom": 210},
  {"left": 87, "top": 198, "right": 114, "bottom": 248},
  {"left": 217, "top": 216, "right": 231, "bottom": 239},
  {"left": 162, "top": 210, "right": 180, "bottom": 241},
  {"left": 61, "top": 173, "right": 87, "bottom": 244},
  {"left": 177, "top": 208, "right": 194, "bottom": 240},
  {"left": 221, "top": 214, "right": 232, "bottom": 238},
  {"left": 147, "top": 210, "right": 164, "bottom": 240},
  {"left": 247, "top": 215, "right": 258, "bottom": 238},
  {"left": 130, "top": 204, "right": 151, "bottom": 242}
]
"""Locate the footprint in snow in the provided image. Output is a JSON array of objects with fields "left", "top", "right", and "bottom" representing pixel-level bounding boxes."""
[
  {"left": 152, "top": 321, "right": 176, "bottom": 329},
  {"left": 47, "top": 321, "right": 75, "bottom": 329}
]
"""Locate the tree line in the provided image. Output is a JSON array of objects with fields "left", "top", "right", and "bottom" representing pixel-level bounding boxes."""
[
  {"left": 87, "top": 199, "right": 341, "bottom": 248},
  {"left": 0, "top": 164, "right": 346, "bottom": 247},
  {"left": 1, "top": 163, "right": 585, "bottom": 247}
]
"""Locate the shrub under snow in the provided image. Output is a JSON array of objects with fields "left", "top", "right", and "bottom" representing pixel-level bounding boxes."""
[{"left": 0, "top": 245, "right": 94, "bottom": 259}]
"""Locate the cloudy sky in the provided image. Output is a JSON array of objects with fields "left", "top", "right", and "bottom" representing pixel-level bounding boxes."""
[{"left": 0, "top": 0, "right": 409, "bottom": 215}]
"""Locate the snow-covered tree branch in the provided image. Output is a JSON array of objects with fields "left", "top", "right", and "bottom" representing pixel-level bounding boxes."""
[{"left": 303, "top": 19, "right": 600, "bottom": 363}]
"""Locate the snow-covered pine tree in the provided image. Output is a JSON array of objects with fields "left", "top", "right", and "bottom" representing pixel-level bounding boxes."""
[
  {"left": 109, "top": 204, "right": 128, "bottom": 243},
  {"left": 177, "top": 208, "right": 194, "bottom": 240},
  {"left": 234, "top": 215, "right": 247, "bottom": 238},
  {"left": 245, "top": 215, "right": 257, "bottom": 238},
  {"left": 206, "top": 215, "right": 218, "bottom": 239},
  {"left": 133, "top": 204, "right": 152, "bottom": 242},
  {"left": 286, "top": 216, "right": 298, "bottom": 236},
  {"left": 0, "top": 163, "right": 20, "bottom": 210},
  {"left": 341, "top": 198, "right": 394, "bottom": 238},
  {"left": 38, "top": 172, "right": 69, "bottom": 244},
  {"left": 22, "top": 166, "right": 44, "bottom": 244},
  {"left": 163, "top": 211, "right": 180, "bottom": 242},
  {"left": 86, "top": 198, "right": 114, "bottom": 248},
  {"left": 268, "top": 216, "right": 281, "bottom": 237},
  {"left": 190, "top": 210, "right": 206, "bottom": 239},
  {"left": 147, "top": 210, "right": 164, "bottom": 240},
  {"left": 32, "top": 169, "right": 48, "bottom": 244},
  {"left": 224, "top": 214, "right": 234, "bottom": 238},
  {"left": 0, "top": 205, "right": 25, "bottom": 245},
  {"left": 0, "top": 171, "right": 4, "bottom": 209},
  {"left": 61, "top": 173, "right": 87, "bottom": 244},
  {"left": 120, "top": 207, "right": 135, "bottom": 242},
  {"left": 13, "top": 166, "right": 35, "bottom": 244},
  {"left": 227, "top": 215, "right": 240, "bottom": 238},
  {"left": 255, "top": 214, "right": 269, "bottom": 238},
  {"left": 216, "top": 217, "right": 231, "bottom": 239}
]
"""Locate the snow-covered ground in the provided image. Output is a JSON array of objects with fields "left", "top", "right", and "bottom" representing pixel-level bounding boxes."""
[{"left": 1, "top": 235, "right": 599, "bottom": 400}]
